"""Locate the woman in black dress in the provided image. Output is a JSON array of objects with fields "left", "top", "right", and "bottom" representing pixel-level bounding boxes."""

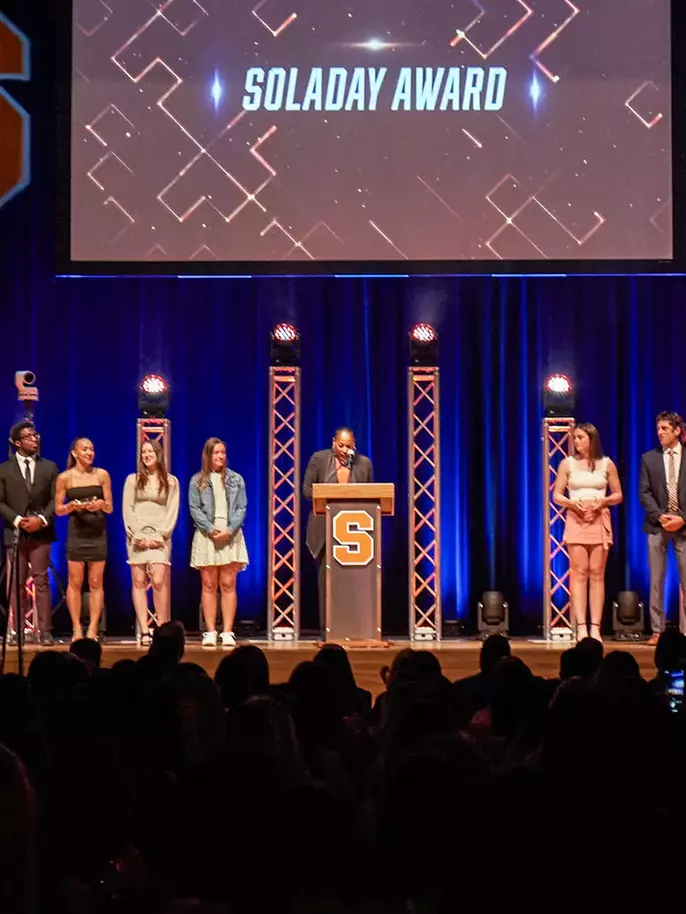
[{"left": 55, "top": 438, "right": 113, "bottom": 641}]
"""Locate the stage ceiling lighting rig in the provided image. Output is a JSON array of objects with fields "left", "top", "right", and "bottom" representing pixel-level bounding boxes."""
[
  {"left": 408, "top": 323, "right": 441, "bottom": 640},
  {"left": 270, "top": 322, "right": 300, "bottom": 366},
  {"left": 409, "top": 323, "right": 438, "bottom": 365},
  {"left": 268, "top": 321, "right": 301, "bottom": 640},
  {"left": 138, "top": 374, "right": 170, "bottom": 418},
  {"left": 543, "top": 373, "right": 575, "bottom": 417}
]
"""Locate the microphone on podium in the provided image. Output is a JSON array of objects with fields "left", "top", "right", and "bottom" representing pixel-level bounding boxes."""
[{"left": 347, "top": 449, "right": 356, "bottom": 469}]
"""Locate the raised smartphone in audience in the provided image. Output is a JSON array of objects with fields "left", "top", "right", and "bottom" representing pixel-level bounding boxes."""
[{"left": 664, "top": 670, "right": 684, "bottom": 713}]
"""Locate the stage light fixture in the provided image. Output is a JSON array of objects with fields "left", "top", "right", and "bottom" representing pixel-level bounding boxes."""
[
  {"left": 409, "top": 323, "right": 439, "bottom": 365},
  {"left": 138, "top": 374, "right": 170, "bottom": 418},
  {"left": 612, "top": 591, "right": 645, "bottom": 641},
  {"left": 270, "top": 322, "right": 300, "bottom": 365},
  {"left": 15, "top": 370, "right": 38, "bottom": 420},
  {"left": 411, "top": 323, "right": 437, "bottom": 344},
  {"left": 478, "top": 591, "right": 509, "bottom": 638},
  {"left": 543, "top": 373, "right": 575, "bottom": 417},
  {"left": 273, "top": 322, "right": 298, "bottom": 344},
  {"left": 442, "top": 619, "right": 464, "bottom": 639},
  {"left": 235, "top": 619, "right": 259, "bottom": 639}
]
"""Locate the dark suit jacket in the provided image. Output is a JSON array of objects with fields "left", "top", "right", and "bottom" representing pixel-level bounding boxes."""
[
  {"left": 639, "top": 446, "right": 686, "bottom": 534},
  {"left": 0, "top": 456, "right": 58, "bottom": 546},
  {"left": 303, "top": 449, "right": 374, "bottom": 558}
]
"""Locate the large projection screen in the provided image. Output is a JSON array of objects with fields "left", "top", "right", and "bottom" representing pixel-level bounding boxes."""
[{"left": 69, "top": 0, "right": 672, "bottom": 268}]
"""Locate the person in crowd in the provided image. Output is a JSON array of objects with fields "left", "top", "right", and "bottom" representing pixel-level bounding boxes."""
[
  {"left": 372, "top": 648, "right": 443, "bottom": 726},
  {"left": 639, "top": 411, "right": 686, "bottom": 644},
  {"left": 314, "top": 643, "right": 372, "bottom": 717},
  {"left": 215, "top": 644, "right": 270, "bottom": 710},
  {"left": 559, "top": 636, "right": 604, "bottom": 681},
  {"left": 597, "top": 650, "right": 642, "bottom": 686},
  {"left": 650, "top": 628, "right": 686, "bottom": 694},
  {"left": 189, "top": 438, "right": 248, "bottom": 648},
  {"left": 0, "top": 745, "right": 36, "bottom": 914},
  {"left": 0, "top": 421, "right": 58, "bottom": 645},
  {"left": 55, "top": 438, "right": 112, "bottom": 641},
  {"left": 452, "top": 633, "right": 511, "bottom": 724},
  {"left": 553, "top": 422, "right": 622, "bottom": 641},
  {"left": 69, "top": 637, "right": 102, "bottom": 669},
  {"left": 122, "top": 440, "right": 179, "bottom": 646},
  {"left": 138, "top": 620, "right": 186, "bottom": 681}
]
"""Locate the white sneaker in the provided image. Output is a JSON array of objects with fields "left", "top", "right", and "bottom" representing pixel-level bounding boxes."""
[
  {"left": 220, "top": 631, "right": 236, "bottom": 648},
  {"left": 202, "top": 630, "right": 218, "bottom": 647}
]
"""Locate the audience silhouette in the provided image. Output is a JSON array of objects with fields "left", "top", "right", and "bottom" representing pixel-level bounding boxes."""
[{"left": 0, "top": 628, "right": 683, "bottom": 913}]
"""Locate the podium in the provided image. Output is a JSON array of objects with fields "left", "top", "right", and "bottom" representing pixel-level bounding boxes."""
[{"left": 312, "top": 483, "right": 395, "bottom": 642}]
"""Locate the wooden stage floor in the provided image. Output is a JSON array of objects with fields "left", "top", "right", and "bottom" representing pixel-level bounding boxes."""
[{"left": 2, "top": 638, "right": 657, "bottom": 697}]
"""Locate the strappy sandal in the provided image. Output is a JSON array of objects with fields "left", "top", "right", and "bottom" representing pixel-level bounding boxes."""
[
  {"left": 139, "top": 632, "right": 153, "bottom": 648},
  {"left": 590, "top": 623, "right": 603, "bottom": 643}
]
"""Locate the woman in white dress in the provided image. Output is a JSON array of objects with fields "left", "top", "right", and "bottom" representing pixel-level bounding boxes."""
[
  {"left": 189, "top": 437, "right": 248, "bottom": 648},
  {"left": 123, "top": 440, "right": 180, "bottom": 646},
  {"left": 553, "top": 423, "right": 623, "bottom": 642}
]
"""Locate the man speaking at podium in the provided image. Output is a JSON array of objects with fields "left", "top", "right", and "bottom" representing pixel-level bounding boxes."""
[{"left": 304, "top": 427, "right": 374, "bottom": 634}]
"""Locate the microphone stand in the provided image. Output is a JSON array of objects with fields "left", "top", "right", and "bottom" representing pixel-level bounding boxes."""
[
  {"left": 0, "top": 527, "right": 23, "bottom": 676},
  {"left": 0, "top": 543, "right": 8, "bottom": 674},
  {"left": 15, "top": 527, "right": 23, "bottom": 675}
]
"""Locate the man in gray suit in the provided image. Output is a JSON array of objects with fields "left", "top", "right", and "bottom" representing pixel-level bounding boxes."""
[
  {"left": 639, "top": 411, "right": 686, "bottom": 644},
  {"left": 303, "top": 427, "right": 374, "bottom": 633}
]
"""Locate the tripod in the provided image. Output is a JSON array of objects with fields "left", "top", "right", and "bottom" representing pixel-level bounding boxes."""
[
  {"left": 0, "top": 539, "right": 67, "bottom": 653},
  {"left": 22, "top": 559, "right": 67, "bottom": 638},
  {"left": 0, "top": 528, "right": 25, "bottom": 675}
]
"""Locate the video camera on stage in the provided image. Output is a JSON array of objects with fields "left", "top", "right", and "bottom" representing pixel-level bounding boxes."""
[{"left": 15, "top": 371, "right": 38, "bottom": 405}]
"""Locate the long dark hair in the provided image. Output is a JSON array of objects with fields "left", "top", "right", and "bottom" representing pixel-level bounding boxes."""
[
  {"left": 198, "top": 437, "right": 226, "bottom": 490},
  {"left": 573, "top": 422, "right": 604, "bottom": 472},
  {"left": 313, "top": 644, "right": 363, "bottom": 718},
  {"left": 66, "top": 437, "right": 91, "bottom": 470},
  {"left": 136, "top": 439, "right": 170, "bottom": 499}
]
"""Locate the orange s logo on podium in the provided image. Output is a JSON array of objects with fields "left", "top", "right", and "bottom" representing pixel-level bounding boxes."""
[
  {"left": 0, "top": 13, "right": 30, "bottom": 210},
  {"left": 333, "top": 510, "right": 375, "bottom": 567}
]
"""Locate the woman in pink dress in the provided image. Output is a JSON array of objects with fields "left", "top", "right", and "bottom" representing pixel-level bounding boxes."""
[{"left": 553, "top": 423, "right": 623, "bottom": 642}]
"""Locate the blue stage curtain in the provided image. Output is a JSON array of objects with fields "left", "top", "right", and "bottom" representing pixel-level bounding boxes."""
[
  {"left": 2, "top": 8, "right": 686, "bottom": 634},
  {"left": 3, "top": 259, "right": 686, "bottom": 634}
]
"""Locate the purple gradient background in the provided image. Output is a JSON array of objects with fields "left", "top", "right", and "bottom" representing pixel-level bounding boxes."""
[{"left": 71, "top": 0, "right": 672, "bottom": 262}]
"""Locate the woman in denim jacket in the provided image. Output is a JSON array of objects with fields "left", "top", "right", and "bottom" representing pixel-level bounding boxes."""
[{"left": 189, "top": 437, "right": 248, "bottom": 647}]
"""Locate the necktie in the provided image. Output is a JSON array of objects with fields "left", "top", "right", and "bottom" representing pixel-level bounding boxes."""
[
  {"left": 668, "top": 450, "right": 678, "bottom": 513},
  {"left": 24, "top": 459, "right": 32, "bottom": 487}
]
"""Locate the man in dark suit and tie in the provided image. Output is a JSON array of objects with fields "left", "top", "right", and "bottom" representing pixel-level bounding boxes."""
[
  {"left": 639, "top": 411, "right": 686, "bottom": 644},
  {"left": 304, "top": 427, "right": 374, "bottom": 633},
  {"left": 0, "top": 421, "right": 59, "bottom": 644}
]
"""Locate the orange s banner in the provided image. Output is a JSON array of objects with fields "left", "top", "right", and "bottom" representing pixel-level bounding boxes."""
[
  {"left": 332, "top": 510, "right": 375, "bottom": 567},
  {"left": 0, "top": 13, "right": 30, "bottom": 209}
]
